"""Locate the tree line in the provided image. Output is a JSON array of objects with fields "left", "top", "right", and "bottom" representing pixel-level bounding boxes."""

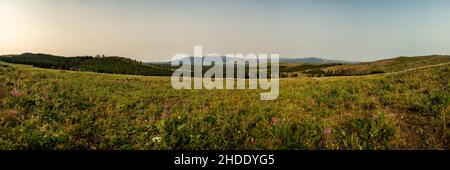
[{"left": 0, "top": 53, "right": 173, "bottom": 76}]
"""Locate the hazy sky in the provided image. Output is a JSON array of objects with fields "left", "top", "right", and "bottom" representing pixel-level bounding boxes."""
[{"left": 1, "top": 0, "right": 450, "bottom": 62}]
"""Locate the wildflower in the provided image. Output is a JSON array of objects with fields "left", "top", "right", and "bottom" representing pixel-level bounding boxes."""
[
  {"left": 152, "top": 136, "right": 162, "bottom": 143},
  {"left": 162, "top": 110, "right": 169, "bottom": 120},
  {"left": 162, "top": 103, "right": 169, "bottom": 119},
  {"left": 271, "top": 117, "right": 278, "bottom": 125},
  {"left": 324, "top": 127, "right": 332, "bottom": 135},
  {"left": 11, "top": 87, "right": 21, "bottom": 97}
]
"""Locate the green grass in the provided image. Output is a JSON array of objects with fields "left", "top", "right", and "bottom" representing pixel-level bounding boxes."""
[
  {"left": 0, "top": 61, "right": 448, "bottom": 149},
  {"left": 323, "top": 55, "right": 450, "bottom": 76}
]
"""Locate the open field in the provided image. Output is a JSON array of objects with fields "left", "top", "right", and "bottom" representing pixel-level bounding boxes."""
[{"left": 0, "top": 61, "right": 448, "bottom": 149}]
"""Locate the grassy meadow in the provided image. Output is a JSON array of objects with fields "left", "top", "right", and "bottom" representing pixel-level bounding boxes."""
[
  {"left": 0, "top": 60, "right": 448, "bottom": 150},
  {"left": 323, "top": 55, "right": 450, "bottom": 75}
]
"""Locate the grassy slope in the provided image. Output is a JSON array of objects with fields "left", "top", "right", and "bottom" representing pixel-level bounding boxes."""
[
  {"left": 0, "top": 61, "right": 448, "bottom": 149},
  {"left": 324, "top": 55, "right": 450, "bottom": 74}
]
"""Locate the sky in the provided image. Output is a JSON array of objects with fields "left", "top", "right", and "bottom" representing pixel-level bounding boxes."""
[{"left": 1, "top": 0, "right": 450, "bottom": 62}]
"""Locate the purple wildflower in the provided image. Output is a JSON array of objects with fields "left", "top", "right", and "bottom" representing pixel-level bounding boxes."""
[{"left": 324, "top": 127, "right": 332, "bottom": 135}]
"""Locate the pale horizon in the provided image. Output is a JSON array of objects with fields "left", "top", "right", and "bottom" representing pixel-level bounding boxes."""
[{"left": 1, "top": 0, "right": 450, "bottom": 62}]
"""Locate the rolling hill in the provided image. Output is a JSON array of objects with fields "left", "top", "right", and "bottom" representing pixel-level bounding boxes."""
[
  {"left": 0, "top": 53, "right": 173, "bottom": 76},
  {"left": 2, "top": 53, "right": 449, "bottom": 78},
  {"left": 0, "top": 59, "right": 448, "bottom": 149},
  {"left": 320, "top": 55, "right": 450, "bottom": 76}
]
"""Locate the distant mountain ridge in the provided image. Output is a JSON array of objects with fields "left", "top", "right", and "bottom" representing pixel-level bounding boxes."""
[
  {"left": 148, "top": 56, "right": 354, "bottom": 65},
  {"left": 279, "top": 57, "right": 354, "bottom": 64}
]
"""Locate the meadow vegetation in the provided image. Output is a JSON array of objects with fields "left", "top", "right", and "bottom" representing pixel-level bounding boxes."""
[
  {"left": 0, "top": 60, "right": 448, "bottom": 149},
  {"left": 322, "top": 55, "right": 450, "bottom": 76}
]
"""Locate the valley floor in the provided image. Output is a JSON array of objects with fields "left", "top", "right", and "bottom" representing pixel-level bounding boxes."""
[{"left": 0, "top": 61, "right": 448, "bottom": 149}]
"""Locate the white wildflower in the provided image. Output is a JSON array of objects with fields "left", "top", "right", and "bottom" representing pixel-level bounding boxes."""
[{"left": 152, "top": 136, "right": 162, "bottom": 143}]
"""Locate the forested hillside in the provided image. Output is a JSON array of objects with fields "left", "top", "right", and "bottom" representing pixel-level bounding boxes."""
[{"left": 0, "top": 53, "right": 173, "bottom": 76}]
